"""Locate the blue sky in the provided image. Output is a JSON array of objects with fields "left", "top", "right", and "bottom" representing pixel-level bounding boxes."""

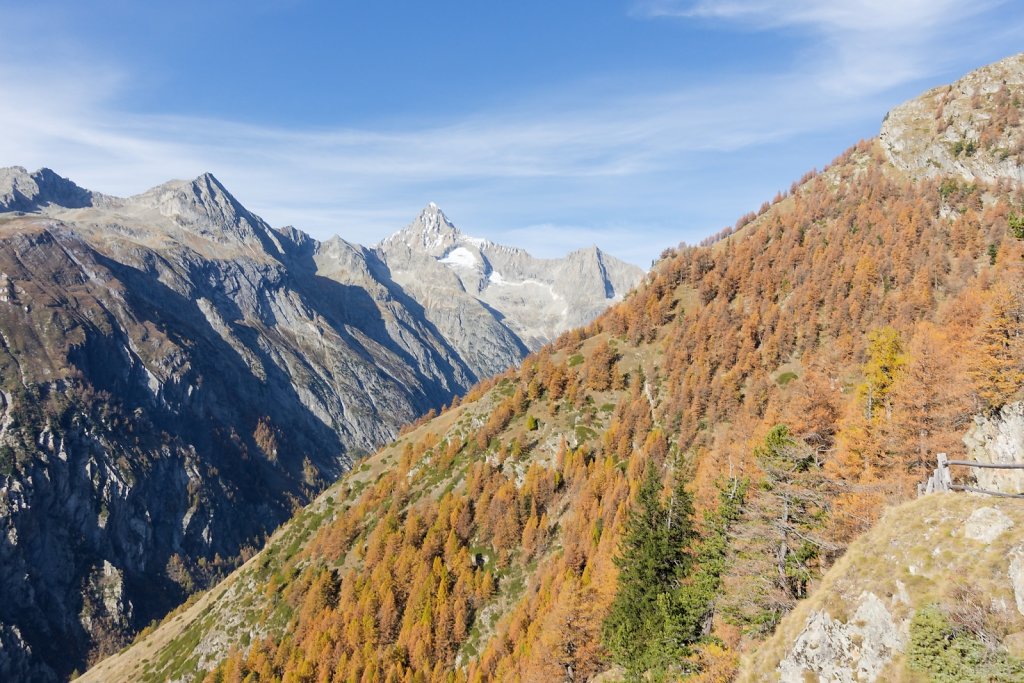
[{"left": 1, "top": 1, "right": 1022, "bottom": 266}]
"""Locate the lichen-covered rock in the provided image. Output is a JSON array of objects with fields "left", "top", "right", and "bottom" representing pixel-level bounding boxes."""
[
  {"left": 778, "top": 592, "right": 903, "bottom": 683},
  {"left": 963, "top": 506, "right": 1015, "bottom": 542},
  {"left": 963, "top": 401, "right": 1024, "bottom": 495}
]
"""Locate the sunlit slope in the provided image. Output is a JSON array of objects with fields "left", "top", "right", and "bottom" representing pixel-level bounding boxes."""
[
  {"left": 739, "top": 494, "right": 1024, "bottom": 682},
  {"left": 82, "top": 54, "right": 1024, "bottom": 683}
]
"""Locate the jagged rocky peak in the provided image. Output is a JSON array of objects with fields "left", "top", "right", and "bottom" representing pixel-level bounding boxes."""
[
  {"left": 126, "top": 172, "right": 283, "bottom": 251},
  {"left": 276, "top": 224, "right": 319, "bottom": 257},
  {"left": 880, "top": 52, "right": 1024, "bottom": 183},
  {"left": 132, "top": 172, "right": 247, "bottom": 225},
  {"left": 383, "top": 202, "right": 465, "bottom": 256},
  {"left": 566, "top": 244, "right": 604, "bottom": 263},
  {"left": 415, "top": 201, "right": 459, "bottom": 237},
  {"left": 0, "top": 166, "right": 278, "bottom": 250},
  {"left": 0, "top": 166, "right": 96, "bottom": 212}
]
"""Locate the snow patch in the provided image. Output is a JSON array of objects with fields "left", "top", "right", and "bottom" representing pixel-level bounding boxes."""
[
  {"left": 486, "top": 272, "right": 564, "bottom": 309},
  {"left": 439, "top": 247, "right": 479, "bottom": 270}
]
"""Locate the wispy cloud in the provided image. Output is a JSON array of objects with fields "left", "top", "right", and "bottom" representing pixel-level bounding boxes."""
[
  {"left": 0, "top": 58, "right": 877, "bottom": 251},
  {"left": 0, "top": 2, "right": 1019, "bottom": 265},
  {"left": 638, "top": 0, "right": 992, "bottom": 29},
  {"left": 634, "top": 0, "right": 1010, "bottom": 94}
]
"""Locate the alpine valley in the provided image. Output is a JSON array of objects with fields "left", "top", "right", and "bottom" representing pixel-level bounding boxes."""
[
  {"left": 0, "top": 168, "right": 642, "bottom": 681},
  {"left": 69, "top": 53, "right": 1024, "bottom": 683}
]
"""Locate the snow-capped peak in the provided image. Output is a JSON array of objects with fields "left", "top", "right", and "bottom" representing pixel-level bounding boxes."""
[
  {"left": 413, "top": 202, "right": 457, "bottom": 233},
  {"left": 381, "top": 202, "right": 465, "bottom": 254}
]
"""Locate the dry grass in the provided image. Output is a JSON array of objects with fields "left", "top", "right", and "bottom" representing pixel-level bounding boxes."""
[{"left": 738, "top": 493, "right": 1024, "bottom": 682}]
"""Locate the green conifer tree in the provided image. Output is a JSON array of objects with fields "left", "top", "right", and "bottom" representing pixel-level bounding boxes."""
[{"left": 603, "top": 462, "right": 697, "bottom": 679}]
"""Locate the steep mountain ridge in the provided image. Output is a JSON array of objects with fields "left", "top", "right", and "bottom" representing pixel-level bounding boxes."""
[
  {"left": 881, "top": 52, "right": 1024, "bottom": 183},
  {"left": 378, "top": 203, "right": 640, "bottom": 361},
  {"left": 83, "top": 54, "right": 1024, "bottom": 683},
  {"left": 0, "top": 166, "right": 99, "bottom": 212},
  {"left": 0, "top": 173, "right": 641, "bottom": 680}
]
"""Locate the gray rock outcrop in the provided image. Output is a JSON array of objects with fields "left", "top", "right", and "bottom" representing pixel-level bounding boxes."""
[
  {"left": 963, "top": 506, "right": 1015, "bottom": 542},
  {"left": 963, "top": 400, "right": 1024, "bottom": 494},
  {"left": 880, "top": 53, "right": 1024, "bottom": 184},
  {"left": 777, "top": 592, "right": 904, "bottom": 683},
  {"left": 1010, "top": 547, "right": 1024, "bottom": 617}
]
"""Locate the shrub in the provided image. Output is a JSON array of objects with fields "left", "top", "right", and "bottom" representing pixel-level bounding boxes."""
[
  {"left": 1008, "top": 211, "right": 1024, "bottom": 239},
  {"left": 907, "top": 603, "right": 1024, "bottom": 682}
]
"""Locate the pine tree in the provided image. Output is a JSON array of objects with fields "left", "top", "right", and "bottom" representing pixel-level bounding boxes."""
[
  {"left": 602, "top": 462, "right": 697, "bottom": 679},
  {"left": 753, "top": 426, "right": 825, "bottom": 603},
  {"left": 666, "top": 478, "right": 747, "bottom": 657},
  {"left": 664, "top": 458, "right": 697, "bottom": 562}
]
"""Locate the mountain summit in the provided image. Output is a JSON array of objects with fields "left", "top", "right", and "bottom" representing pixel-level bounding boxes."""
[
  {"left": 384, "top": 202, "right": 464, "bottom": 255},
  {"left": 0, "top": 166, "right": 96, "bottom": 212},
  {"left": 0, "top": 171, "right": 641, "bottom": 680},
  {"left": 376, "top": 204, "right": 643, "bottom": 358}
]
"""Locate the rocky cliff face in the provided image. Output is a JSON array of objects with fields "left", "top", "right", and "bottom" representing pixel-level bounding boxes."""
[
  {"left": 0, "top": 168, "right": 641, "bottom": 680},
  {"left": 880, "top": 53, "right": 1024, "bottom": 183},
  {"left": 964, "top": 401, "right": 1024, "bottom": 494}
]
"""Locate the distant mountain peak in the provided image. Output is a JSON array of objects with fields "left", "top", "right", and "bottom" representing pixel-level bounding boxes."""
[
  {"left": 122, "top": 171, "right": 276, "bottom": 244},
  {"left": 0, "top": 166, "right": 96, "bottom": 212},
  {"left": 135, "top": 171, "right": 235, "bottom": 205},
  {"left": 413, "top": 201, "right": 459, "bottom": 235},
  {"left": 382, "top": 202, "right": 464, "bottom": 254}
]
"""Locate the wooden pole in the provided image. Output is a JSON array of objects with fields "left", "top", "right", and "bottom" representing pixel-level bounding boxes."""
[{"left": 937, "top": 453, "right": 950, "bottom": 492}]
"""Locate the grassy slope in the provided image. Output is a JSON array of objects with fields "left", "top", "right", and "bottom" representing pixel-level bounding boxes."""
[{"left": 738, "top": 493, "right": 1024, "bottom": 681}]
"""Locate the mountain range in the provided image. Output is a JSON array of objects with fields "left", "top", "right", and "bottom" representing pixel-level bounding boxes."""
[
  {"left": 75, "top": 52, "right": 1024, "bottom": 683},
  {"left": 0, "top": 168, "right": 641, "bottom": 680}
]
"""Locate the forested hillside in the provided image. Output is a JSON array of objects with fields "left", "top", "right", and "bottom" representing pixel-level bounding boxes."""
[
  {"left": 0, "top": 168, "right": 640, "bottom": 681},
  {"left": 81, "top": 55, "right": 1024, "bottom": 683}
]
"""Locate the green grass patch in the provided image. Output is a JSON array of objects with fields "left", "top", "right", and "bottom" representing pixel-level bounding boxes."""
[
  {"left": 776, "top": 371, "right": 798, "bottom": 386},
  {"left": 575, "top": 425, "right": 598, "bottom": 442}
]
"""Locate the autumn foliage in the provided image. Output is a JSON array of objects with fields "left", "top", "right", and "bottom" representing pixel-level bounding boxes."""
[{"left": 197, "top": 139, "right": 1024, "bottom": 682}]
